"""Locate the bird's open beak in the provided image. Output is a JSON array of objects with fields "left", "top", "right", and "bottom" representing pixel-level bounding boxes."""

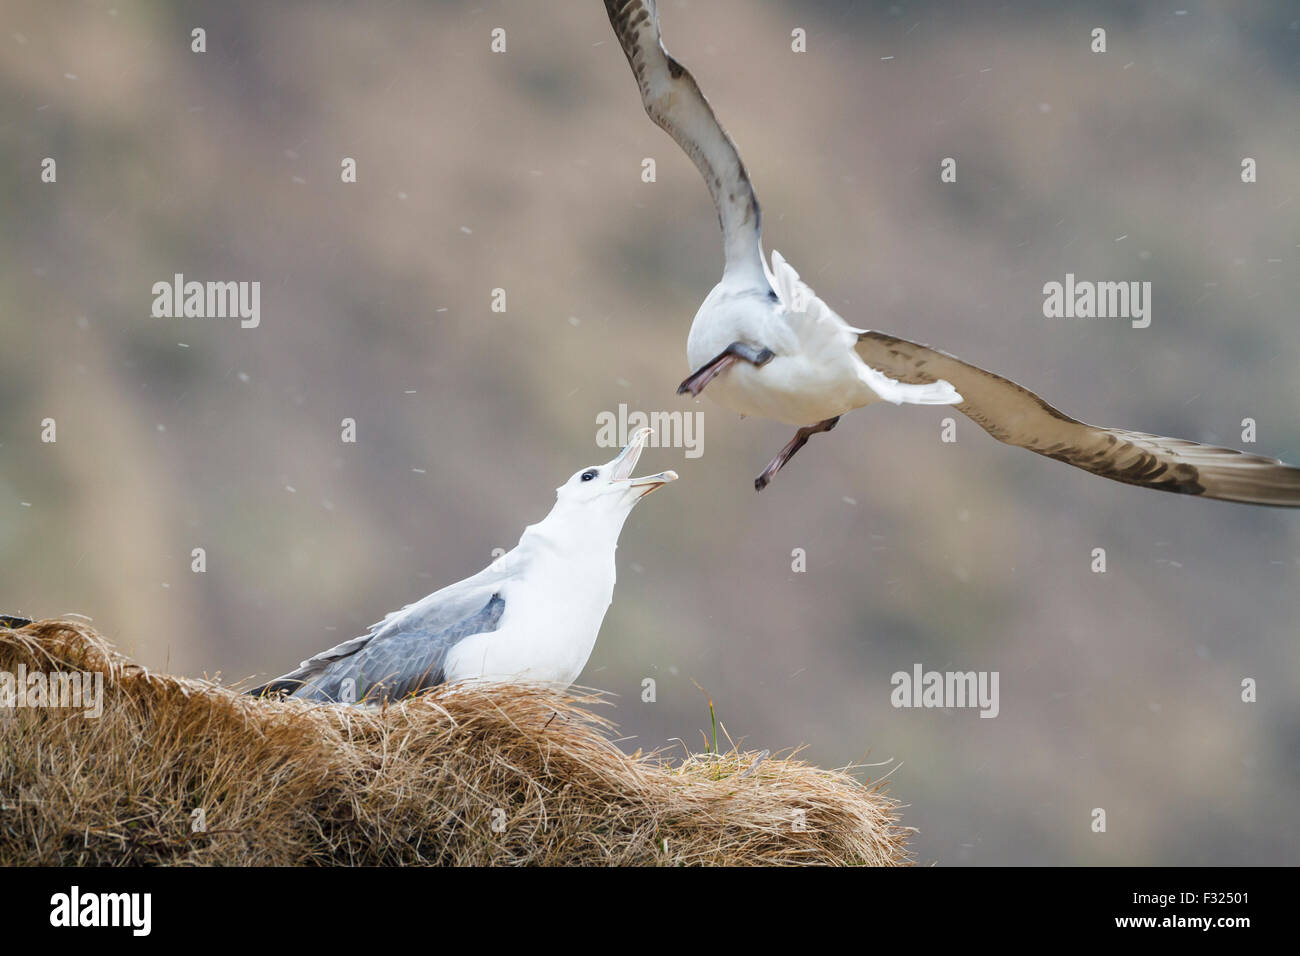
[{"left": 608, "top": 427, "right": 679, "bottom": 497}]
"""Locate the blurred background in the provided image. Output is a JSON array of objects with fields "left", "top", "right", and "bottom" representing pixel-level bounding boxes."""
[{"left": 3, "top": 0, "right": 1298, "bottom": 864}]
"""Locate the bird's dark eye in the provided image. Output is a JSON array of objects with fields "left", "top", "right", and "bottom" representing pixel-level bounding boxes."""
[{"left": 581, "top": 469, "right": 598, "bottom": 482}]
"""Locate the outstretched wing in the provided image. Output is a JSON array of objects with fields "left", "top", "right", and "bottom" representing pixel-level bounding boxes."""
[
  {"left": 768, "top": 250, "right": 962, "bottom": 406},
  {"left": 855, "top": 331, "right": 1300, "bottom": 506},
  {"left": 605, "top": 0, "right": 765, "bottom": 280},
  {"left": 249, "top": 566, "right": 511, "bottom": 703}
]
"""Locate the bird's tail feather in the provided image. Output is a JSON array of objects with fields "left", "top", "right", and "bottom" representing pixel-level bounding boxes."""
[{"left": 246, "top": 676, "right": 306, "bottom": 699}]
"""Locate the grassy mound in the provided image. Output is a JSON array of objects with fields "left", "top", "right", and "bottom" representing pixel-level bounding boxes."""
[{"left": 0, "top": 618, "right": 911, "bottom": 866}]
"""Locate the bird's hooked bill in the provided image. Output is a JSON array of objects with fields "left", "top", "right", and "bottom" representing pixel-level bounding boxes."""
[{"left": 609, "top": 426, "right": 678, "bottom": 496}]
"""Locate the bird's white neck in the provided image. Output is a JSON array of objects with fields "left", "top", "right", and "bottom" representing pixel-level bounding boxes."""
[
  {"left": 516, "top": 501, "right": 628, "bottom": 562},
  {"left": 716, "top": 233, "right": 769, "bottom": 288},
  {"left": 721, "top": 251, "right": 770, "bottom": 292}
]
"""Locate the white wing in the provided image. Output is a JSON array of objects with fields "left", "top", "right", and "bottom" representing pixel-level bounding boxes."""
[{"left": 768, "top": 249, "right": 961, "bottom": 406}]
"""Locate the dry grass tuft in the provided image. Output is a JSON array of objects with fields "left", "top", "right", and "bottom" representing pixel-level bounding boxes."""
[{"left": 0, "top": 618, "right": 911, "bottom": 866}]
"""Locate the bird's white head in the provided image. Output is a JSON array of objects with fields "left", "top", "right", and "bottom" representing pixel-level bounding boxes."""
[{"left": 554, "top": 427, "right": 678, "bottom": 516}]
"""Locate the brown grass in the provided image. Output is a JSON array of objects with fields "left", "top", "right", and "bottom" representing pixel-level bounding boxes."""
[{"left": 0, "top": 618, "right": 911, "bottom": 866}]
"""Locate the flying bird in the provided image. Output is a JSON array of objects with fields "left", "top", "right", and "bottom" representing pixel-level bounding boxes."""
[
  {"left": 249, "top": 428, "right": 677, "bottom": 703},
  {"left": 604, "top": 0, "right": 1300, "bottom": 505}
]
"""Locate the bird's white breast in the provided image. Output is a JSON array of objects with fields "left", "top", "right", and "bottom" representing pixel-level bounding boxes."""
[
  {"left": 442, "top": 551, "right": 616, "bottom": 688},
  {"left": 686, "top": 285, "right": 881, "bottom": 426},
  {"left": 709, "top": 354, "right": 876, "bottom": 425}
]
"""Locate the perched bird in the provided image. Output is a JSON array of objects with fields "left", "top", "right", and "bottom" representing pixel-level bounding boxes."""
[
  {"left": 248, "top": 428, "right": 677, "bottom": 703},
  {"left": 604, "top": 0, "right": 1300, "bottom": 504}
]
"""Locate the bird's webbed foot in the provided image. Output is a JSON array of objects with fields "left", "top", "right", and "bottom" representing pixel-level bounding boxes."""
[
  {"left": 677, "top": 342, "right": 775, "bottom": 397},
  {"left": 754, "top": 417, "right": 840, "bottom": 491}
]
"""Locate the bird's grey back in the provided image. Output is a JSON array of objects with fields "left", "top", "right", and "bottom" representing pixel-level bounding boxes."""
[
  {"left": 292, "top": 592, "right": 506, "bottom": 703},
  {"left": 250, "top": 561, "right": 513, "bottom": 703}
]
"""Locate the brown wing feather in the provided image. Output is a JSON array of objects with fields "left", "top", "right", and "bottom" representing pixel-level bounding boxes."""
[
  {"left": 856, "top": 331, "right": 1300, "bottom": 507},
  {"left": 604, "top": 0, "right": 764, "bottom": 278}
]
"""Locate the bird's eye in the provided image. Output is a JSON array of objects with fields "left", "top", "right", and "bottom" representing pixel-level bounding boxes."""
[{"left": 581, "top": 469, "right": 598, "bottom": 482}]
